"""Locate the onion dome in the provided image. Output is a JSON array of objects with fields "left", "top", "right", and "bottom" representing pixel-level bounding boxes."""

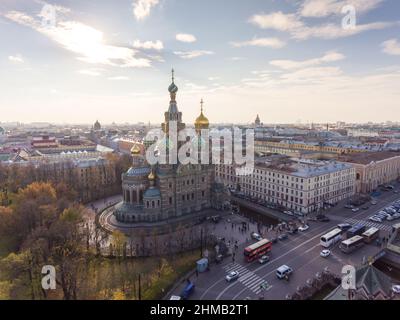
[
  {"left": 130, "top": 144, "right": 141, "bottom": 155},
  {"left": 168, "top": 68, "right": 178, "bottom": 94},
  {"left": 148, "top": 170, "right": 155, "bottom": 181},
  {"left": 195, "top": 99, "right": 209, "bottom": 130}
]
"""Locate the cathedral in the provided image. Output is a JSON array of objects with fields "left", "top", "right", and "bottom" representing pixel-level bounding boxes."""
[{"left": 114, "top": 71, "right": 228, "bottom": 223}]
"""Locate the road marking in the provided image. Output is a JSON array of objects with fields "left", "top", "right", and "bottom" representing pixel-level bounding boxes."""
[{"left": 201, "top": 195, "right": 400, "bottom": 300}]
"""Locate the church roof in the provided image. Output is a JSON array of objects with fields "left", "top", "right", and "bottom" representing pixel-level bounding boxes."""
[
  {"left": 356, "top": 264, "right": 393, "bottom": 298},
  {"left": 126, "top": 166, "right": 151, "bottom": 177}
]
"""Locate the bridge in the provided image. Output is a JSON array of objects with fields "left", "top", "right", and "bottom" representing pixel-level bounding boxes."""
[{"left": 231, "top": 196, "right": 291, "bottom": 222}]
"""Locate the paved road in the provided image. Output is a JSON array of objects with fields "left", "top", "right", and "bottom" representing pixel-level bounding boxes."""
[{"left": 171, "top": 187, "right": 400, "bottom": 300}]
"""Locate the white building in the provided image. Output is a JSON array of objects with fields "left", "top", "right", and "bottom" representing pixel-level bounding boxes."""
[{"left": 216, "top": 155, "right": 356, "bottom": 214}]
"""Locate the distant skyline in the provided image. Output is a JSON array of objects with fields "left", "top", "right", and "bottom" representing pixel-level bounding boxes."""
[{"left": 1, "top": 0, "right": 400, "bottom": 124}]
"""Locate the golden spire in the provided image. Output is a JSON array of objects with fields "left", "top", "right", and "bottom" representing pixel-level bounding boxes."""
[
  {"left": 195, "top": 98, "right": 209, "bottom": 130},
  {"left": 148, "top": 169, "right": 155, "bottom": 181}
]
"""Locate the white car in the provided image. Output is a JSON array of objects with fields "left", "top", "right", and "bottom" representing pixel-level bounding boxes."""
[
  {"left": 369, "top": 216, "right": 382, "bottom": 223},
  {"left": 298, "top": 225, "right": 309, "bottom": 232},
  {"left": 352, "top": 208, "right": 360, "bottom": 212},
  {"left": 392, "top": 285, "right": 400, "bottom": 294},
  {"left": 225, "top": 271, "right": 239, "bottom": 282},
  {"left": 251, "top": 232, "right": 263, "bottom": 241},
  {"left": 320, "top": 249, "right": 331, "bottom": 258}
]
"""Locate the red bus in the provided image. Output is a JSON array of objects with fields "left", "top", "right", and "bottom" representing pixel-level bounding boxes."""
[{"left": 244, "top": 239, "right": 272, "bottom": 262}]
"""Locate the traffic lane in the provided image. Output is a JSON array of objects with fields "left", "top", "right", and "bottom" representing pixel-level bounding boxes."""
[
  {"left": 206, "top": 218, "right": 345, "bottom": 300},
  {"left": 232, "top": 239, "right": 381, "bottom": 300},
  {"left": 197, "top": 194, "right": 399, "bottom": 300},
  {"left": 331, "top": 193, "right": 400, "bottom": 220},
  {"left": 215, "top": 226, "right": 334, "bottom": 300},
  {"left": 232, "top": 243, "right": 337, "bottom": 300}
]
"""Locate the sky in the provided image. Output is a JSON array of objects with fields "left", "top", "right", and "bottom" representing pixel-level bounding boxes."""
[{"left": 0, "top": 0, "right": 400, "bottom": 125}]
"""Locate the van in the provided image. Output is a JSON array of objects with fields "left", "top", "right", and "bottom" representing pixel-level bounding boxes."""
[{"left": 276, "top": 265, "right": 293, "bottom": 279}]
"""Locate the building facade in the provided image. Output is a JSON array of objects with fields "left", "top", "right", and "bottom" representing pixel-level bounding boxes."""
[
  {"left": 216, "top": 155, "right": 355, "bottom": 214},
  {"left": 338, "top": 152, "right": 400, "bottom": 194}
]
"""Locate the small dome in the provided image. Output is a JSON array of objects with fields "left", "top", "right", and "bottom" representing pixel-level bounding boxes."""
[
  {"left": 195, "top": 112, "right": 209, "bottom": 127},
  {"left": 130, "top": 144, "right": 141, "bottom": 155},
  {"left": 195, "top": 99, "right": 209, "bottom": 129},
  {"left": 168, "top": 82, "right": 178, "bottom": 94},
  {"left": 143, "top": 187, "right": 161, "bottom": 198}
]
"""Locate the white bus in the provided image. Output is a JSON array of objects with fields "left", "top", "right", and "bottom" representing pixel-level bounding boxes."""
[
  {"left": 362, "top": 227, "right": 380, "bottom": 244},
  {"left": 340, "top": 235, "right": 364, "bottom": 253},
  {"left": 320, "top": 228, "right": 343, "bottom": 248}
]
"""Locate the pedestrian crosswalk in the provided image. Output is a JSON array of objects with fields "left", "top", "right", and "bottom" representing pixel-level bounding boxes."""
[
  {"left": 223, "top": 263, "right": 271, "bottom": 295},
  {"left": 344, "top": 218, "right": 393, "bottom": 232}
]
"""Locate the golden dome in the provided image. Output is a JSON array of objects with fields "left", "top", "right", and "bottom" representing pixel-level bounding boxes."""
[
  {"left": 130, "top": 144, "right": 141, "bottom": 155},
  {"left": 195, "top": 99, "right": 209, "bottom": 129},
  {"left": 148, "top": 170, "right": 155, "bottom": 181}
]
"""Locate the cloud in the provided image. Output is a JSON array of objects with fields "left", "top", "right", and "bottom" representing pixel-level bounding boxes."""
[
  {"left": 249, "top": 11, "right": 304, "bottom": 31},
  {"left": 249, "top": 8, "right": 398, "bottom": 40},
  {"left": 300, "top": 0, "right": 384, "bottom": 18},
  {"left": 108, "top": 76, "right": 130, "bottom": 81},
  {"left": 8, "top": 54, "right": 24, "bottom": 63},
  {"left": 270, "top": 51, "right": 345, "bottom": 70},
  {"left": 132, "top": 0, "right": 159, "bottom": 21},
  {"left": 78, "top": 68, "right": 104, "bottom": 76},
  {"left": 173, "top": 50, "right": 214, "bottom": 59},
  {"left": 292, "top": 21, "right": 399, "bottom": 40},
  {"left": 176, "top": 33, "right": 197, "bottom": 43},
  {"left": 5, "top": 10, "right": 152, "bottom": 68},
  {"left": 132, "top": 39, "right": 163, "bottom": 50},
  {"left": 230, "top": 37, "right": 286, "bottom": 49},
  {"left": 382, "top": 39, "right": 400, "bottom": 56}
]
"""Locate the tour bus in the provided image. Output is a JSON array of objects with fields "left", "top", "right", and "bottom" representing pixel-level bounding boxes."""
[
  {"left": 340, "top": 235, "right": 365, "bottom": 253},
  {"left": 346, "top": 224, "right": 366, "bottom": 239},
  {"left": 244, "top": 238, "right": 272, "bottom": 262},
  {"left": 320, "top": 228, "right": 343, "bottom": 248},
  {"left": 362, "top": 227, "right": 380, "bottom": 244}
]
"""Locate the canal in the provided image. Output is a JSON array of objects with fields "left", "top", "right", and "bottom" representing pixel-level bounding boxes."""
[{"left": 237, "top": 205, "right": 280, "bottom": 226}]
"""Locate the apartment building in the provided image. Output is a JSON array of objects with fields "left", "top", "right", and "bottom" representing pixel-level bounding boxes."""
[{"left": 216, "top": 155, "right": 355, "bottom": 214}]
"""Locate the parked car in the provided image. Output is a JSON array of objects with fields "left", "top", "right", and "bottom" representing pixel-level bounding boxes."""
[
  {"left": 278, "top": 234, "right": 288, "bottom": 241},
  {"left": 352, "top": 208, "right": 360, "bottom": 213},
  {"left": 369, "top": 216, "right": 382, "bottom": 223},
  {"left": 345, "top": 204, "right": 354, "bottom": 209},
  {"left": 298, "top": 225, "right": 309, "bottom": 232},
  {"left": 276, "top": 265, "right": 293, "bottom": 279},
  {"left": 371, "top": 201, "right": 378, "bottom": 205},
  {"left": 320, "top": 249, "right": 331, "bottom": 258},
  {"left": 288, "top": 228, "right": 298, "bottom": 235},
  {"left": 362, "top": 206, "right": 370, "bottom": 210},
  {"left": 225, "top": 271, "right": 239, "bottom": 282},
  {"left": 258, "top": 255, "right": 270, "bottom": 264}
]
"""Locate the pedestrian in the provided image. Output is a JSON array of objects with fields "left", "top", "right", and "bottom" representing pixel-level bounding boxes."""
[{"left": 196, "top": 269, "right": 199, "bottom": 277}]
